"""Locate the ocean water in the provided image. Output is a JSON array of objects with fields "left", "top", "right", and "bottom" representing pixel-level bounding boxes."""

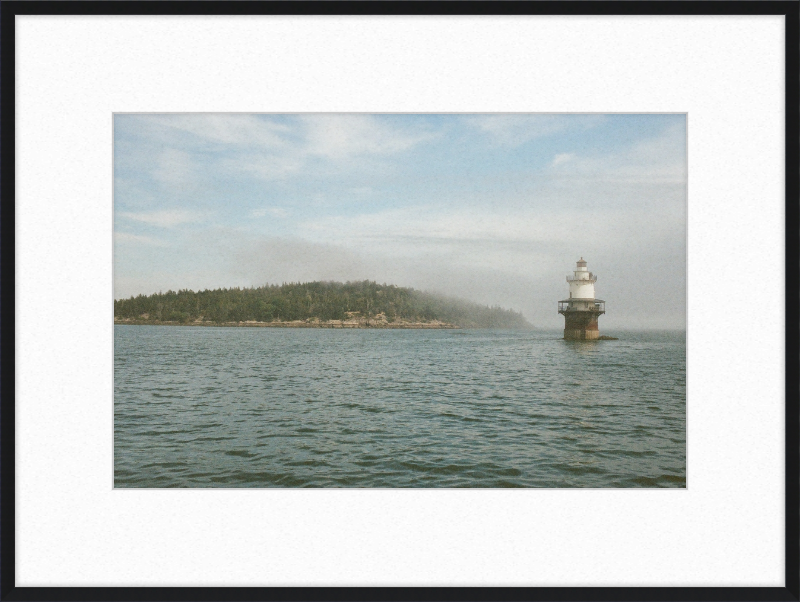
[{"left": 114, "top": 326, "right": 686, "bottom": 488}]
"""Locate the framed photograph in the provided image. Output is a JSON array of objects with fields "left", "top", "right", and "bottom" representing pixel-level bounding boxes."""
[
  {"left": 112, "top": 111, "right": 687, "bottom": 490},
  {"left": 2, "top": 1, "right": 797, "bottom": 599}
]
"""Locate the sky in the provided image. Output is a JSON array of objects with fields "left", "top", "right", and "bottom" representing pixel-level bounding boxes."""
[{"left": 114, "top": 113, "right": 686, "bottom": 330}]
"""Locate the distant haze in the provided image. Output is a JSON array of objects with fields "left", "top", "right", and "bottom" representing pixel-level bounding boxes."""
[{"left": 114, "top": 114, "right": 686, "bottom": 330}]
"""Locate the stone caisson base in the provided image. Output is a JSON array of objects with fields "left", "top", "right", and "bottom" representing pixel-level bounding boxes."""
[
  {"left": 564, "top": 328, "right": 600, "bottom": 340},
  {"left": 563, "top": 311, "right": 601, "bottom": 340}
]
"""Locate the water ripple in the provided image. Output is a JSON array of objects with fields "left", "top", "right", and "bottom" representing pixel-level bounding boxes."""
[{"left": 115, "top": 327, "right": 686, "bottom": 488}]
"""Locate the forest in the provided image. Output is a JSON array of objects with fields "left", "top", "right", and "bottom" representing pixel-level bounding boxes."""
[{"left": 113, "top": 280, "right": 531, "bottom": 329}]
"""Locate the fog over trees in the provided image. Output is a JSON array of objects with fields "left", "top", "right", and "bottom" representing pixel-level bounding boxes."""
[{"left": 113, "top": 280, "right": 531, "bottom": 329}]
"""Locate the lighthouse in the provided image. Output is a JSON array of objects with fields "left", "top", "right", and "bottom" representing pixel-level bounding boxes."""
[{"left": 558, "top": 258, "right": 606, "bottom": 340}]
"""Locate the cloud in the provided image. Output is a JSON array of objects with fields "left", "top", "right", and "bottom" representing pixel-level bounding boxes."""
[
  {"left": 114, "top": 232, "right": 166, "bottom": 246},
  {"left": 302, "top": 202, "right": 681, "bottom": 255},
  {"left": 226, "top": 237, "right": 371, "bottom": 285},
  {"left": 213, "top": 116, "right": 437, "bottom": 181},
  {"left": 143, "top": 114, "right": 290, "bottom": 149},
  {"left": 619, "top": 121, "right": 687, "bottom": 182},
  {"left": 350, "top": 186, "right": 373, "bottom": 195},
  {"left": 116, "top": 115, "right": 441, "bottom": 189},
  {"left": 552, "top": 153, "right": 575, "bottom": 166},
  {"left": 466, "top": 114, "right": 603, "bottom": 147},
  {"left": 151, "top": 148, "right": 197, "bottom": 188},
  {"left": 118, "top": 209, "right": 204, "bottom": 228},
  {"left": 225, "top": 155, "right": 303, "bottom": 181},
  {"left": 251, "top": 207, "right": 289, "bottom": 218},
  {"left": 300, "top": 115, "right": 435, "bottom": 160},
  {"left": 546, "top": 121, "right": 687, "bottom": 185}
]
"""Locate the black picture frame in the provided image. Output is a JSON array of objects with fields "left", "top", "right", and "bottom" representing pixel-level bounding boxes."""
[{"left": 1, "top": 2, "right": 797, "bottom": 601}]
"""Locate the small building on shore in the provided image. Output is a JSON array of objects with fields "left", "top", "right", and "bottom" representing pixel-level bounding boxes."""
[{"left": 557, "top": 258, "right": 605, "bottom": 340}]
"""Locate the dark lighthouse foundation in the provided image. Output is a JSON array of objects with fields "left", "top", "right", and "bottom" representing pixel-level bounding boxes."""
[{"left": 558, "top": 301, "right": 605, "bottom": 340}]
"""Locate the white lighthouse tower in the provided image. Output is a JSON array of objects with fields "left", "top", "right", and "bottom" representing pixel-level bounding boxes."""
[{"left": 557, "top": 258, "right": 605, "bottom": 340}]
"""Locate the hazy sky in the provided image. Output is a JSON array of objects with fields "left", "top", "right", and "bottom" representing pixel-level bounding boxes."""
[{"left": 114, "top": 113, "right": 686, "bottom": 329}]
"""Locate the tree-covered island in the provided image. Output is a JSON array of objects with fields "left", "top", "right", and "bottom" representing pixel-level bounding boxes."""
[{"left": 114, "top": 280, "right": 531, "bottom": 329}]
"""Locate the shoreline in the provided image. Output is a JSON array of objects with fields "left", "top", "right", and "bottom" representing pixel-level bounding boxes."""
[{"left": 113, "top": 318, "right": 460, "bottom": 329}]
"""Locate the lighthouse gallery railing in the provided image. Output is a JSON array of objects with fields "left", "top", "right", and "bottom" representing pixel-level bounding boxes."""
[
  {"left": 566, "top": 274, "right": 597, "bottom": 283},
  {"left": 558, "top": 300, "right": 605, "bottom": 313}
]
